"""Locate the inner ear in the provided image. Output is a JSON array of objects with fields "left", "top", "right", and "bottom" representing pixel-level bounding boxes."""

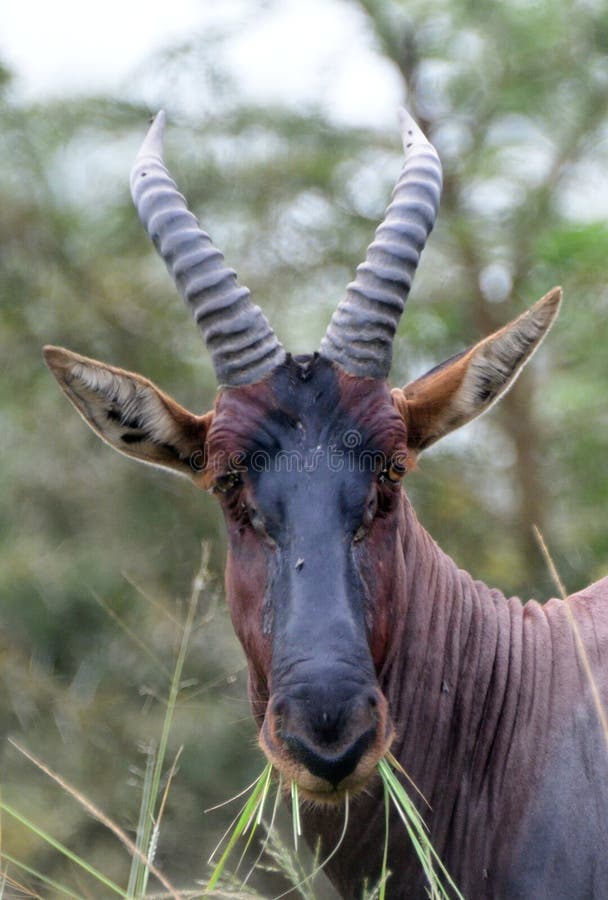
[
  {"left": 44, "top": 345, "right": 213, "bottom": 481},
  {"left": 392, "top": 287, "right": 562, "bottom": 452}
]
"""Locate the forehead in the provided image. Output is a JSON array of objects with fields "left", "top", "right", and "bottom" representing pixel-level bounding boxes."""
[{"left": 207, "top": 356, "right": 407, "bottom": 467}]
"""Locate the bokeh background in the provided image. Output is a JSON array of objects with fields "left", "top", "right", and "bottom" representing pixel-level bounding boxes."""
[{"left": 1, "top": 0, "right": 607, "bottom": 896}]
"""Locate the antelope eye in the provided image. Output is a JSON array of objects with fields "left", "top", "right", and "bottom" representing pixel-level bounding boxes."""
[
  {"left": 213, "top": 470, "right": 242, "bottom": 494},
  {"left": 388, "top": 461, "right": 407, "bottom": 482},
  {"left": 381, "top": 452, "right": 408, "bottom": 483}
]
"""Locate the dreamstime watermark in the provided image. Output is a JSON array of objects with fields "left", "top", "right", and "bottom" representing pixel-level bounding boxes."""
[{"left": 188, "top": 428, "right": 407, "bottom": 476}]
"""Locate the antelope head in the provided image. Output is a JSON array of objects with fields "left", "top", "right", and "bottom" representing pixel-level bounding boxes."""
[{"left": 45, "top": 112, "right": 560, "bottom": 801}]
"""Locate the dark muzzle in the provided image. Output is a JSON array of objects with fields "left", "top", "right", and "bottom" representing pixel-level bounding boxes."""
[{"left": 269, "top": 678, "right": 384, "bottom": 788}]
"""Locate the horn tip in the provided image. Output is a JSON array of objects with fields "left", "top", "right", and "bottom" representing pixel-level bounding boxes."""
[
  {"left": 131, "top": 110, "right": 167, "bottom": 196},
  {"left": 151, "top": 109, "right": 166, "bottom": 133},
  {"left": 397, "top": 106, "right": 429, "bottom": 153},
  {"left": 136, "top": 109, "right": 166, "bottom": 162}
]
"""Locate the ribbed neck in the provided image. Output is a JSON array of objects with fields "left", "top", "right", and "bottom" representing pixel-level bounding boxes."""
[{"left": 302, "top": 491, "right": 555, "bottom": 897}]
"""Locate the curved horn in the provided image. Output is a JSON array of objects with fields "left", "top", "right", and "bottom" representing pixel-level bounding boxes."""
[
  {"left": 130, "top": 112, "right": 285, "bottom": 387},
  {"left": 319, "top": 109, "right": 442, "bottom": 379}
]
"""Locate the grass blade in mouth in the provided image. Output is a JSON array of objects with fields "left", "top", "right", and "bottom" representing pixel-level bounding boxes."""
[
  {"left": 290, "top": 781, "right": 302, "bottom": 851},
  {"left": 379, "top": 777, "right": 391, "bottom": 900},
  {"left": 205, "top": 762, "right": 274, "bottom": 893},
  {"left": 207, "top": 774, "right": 352, "bottom": 899},
  {"left": 272, "top": 791, "right": 350, "bottom": 900},
  {"left": 377, "top": 758, "right": 464, "bottom": 900},
  {"left": 242, "top": 773, "right": 283, "bottom": 887},
  {"left": 235, "top": 764, "right": 274, "bottom": 874}
]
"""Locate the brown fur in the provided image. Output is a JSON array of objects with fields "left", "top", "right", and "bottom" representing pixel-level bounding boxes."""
[
  {"left": 203, "top": 379, "right": 286, "bottom": 722},
  {"left": 394, "top": 353, "right": 471, "bottom": 450}
]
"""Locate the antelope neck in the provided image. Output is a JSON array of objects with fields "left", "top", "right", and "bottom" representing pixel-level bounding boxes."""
[{"left": 306, "top": 493, "right": 560, "bottom": 896}]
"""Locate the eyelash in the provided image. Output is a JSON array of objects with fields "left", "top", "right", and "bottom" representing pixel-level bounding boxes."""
[
  {"left": 213, "top": 473, "right": 274, "bottom": 543},
  {"left": 213, "top": 470, "right": 243, "bottom": 495},
  {"left": 379, "top": 455, "right": 408, "bottom": 484}
]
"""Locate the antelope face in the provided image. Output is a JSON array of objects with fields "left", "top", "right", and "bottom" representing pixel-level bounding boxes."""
[{"left": 207, "top": 355, "right": 409, "bottom": 800}]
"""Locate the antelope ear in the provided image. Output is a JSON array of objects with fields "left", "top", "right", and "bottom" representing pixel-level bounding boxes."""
[
  {"left": 392, "top": 287, "right": 562, "bottom": 452},
  {"left": 43, "top": 346, "right": 213, "bottom": 482}
]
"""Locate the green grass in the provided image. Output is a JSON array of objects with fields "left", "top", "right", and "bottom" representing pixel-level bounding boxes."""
[
  {"left": 0, "top": 800, "right": 124, "bottom": 897},
  {"left": 206, "top": 753, "right": 464, "bottom": 900},
  {"left": 205, "top": 768, "right": 352, "bottom": 899},
  {"left": 377, "top": 755, "right": 464, "bottom": 900},
  {"left": 0, "top": 547, "right": 211, "bottom": 900}
]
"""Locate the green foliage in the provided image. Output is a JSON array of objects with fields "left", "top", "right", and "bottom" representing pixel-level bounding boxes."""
[
  {"left": 377, "top": 756, "right": 463, "bottom": 900},
  {"left": 1, "top": 0, "right": 607, "bottom": 895}
]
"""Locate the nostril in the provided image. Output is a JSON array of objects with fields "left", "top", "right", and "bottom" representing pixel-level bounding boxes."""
[{"left": 367, "top": 694, "right": 378, "bottom": 710}]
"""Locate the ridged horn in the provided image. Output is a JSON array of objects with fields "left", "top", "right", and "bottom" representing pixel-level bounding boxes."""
[
  {"left": 130, "top": 111, "right": 285, "bottom": 386},
  {"left": 319, "top": 108, "right": 442, "bottom": 379}
]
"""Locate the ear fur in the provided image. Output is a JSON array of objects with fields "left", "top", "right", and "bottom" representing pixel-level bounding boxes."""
[
  {"left": 43, "top": 346, "right": 212, "bottom": 481},
  {"left": 392, "top": 287, "right": 562, "bottom": 452}
]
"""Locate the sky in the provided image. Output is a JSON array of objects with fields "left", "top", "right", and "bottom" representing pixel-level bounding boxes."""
[
  {"left": 0, "top": 0, "right": 403, "bottom": 126},
  {"left": 0, "top": 0, "right": 604, "bottom": 218},
  {"left": 0, "top": 0, "right": 207, "bottom": 97}
]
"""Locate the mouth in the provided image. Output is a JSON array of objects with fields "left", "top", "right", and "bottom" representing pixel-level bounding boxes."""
[{"left": 259, "top": 702, "right": 395, "bottom": 805}]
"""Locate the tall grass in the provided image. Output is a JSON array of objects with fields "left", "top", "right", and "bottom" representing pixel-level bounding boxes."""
[
  {"left": 0, "top": 546, "right": 212, "bottom": 899},
  {"left": 2, "top": 703, "right": 461, "bottom": 898}
]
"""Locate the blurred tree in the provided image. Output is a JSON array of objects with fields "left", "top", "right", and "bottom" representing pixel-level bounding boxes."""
[
  {"left": 350, "top": 0, "right": 608, "bottom": 595},
  {"left": 1, "top": 0, "right": 607, "bottom": 894}
]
